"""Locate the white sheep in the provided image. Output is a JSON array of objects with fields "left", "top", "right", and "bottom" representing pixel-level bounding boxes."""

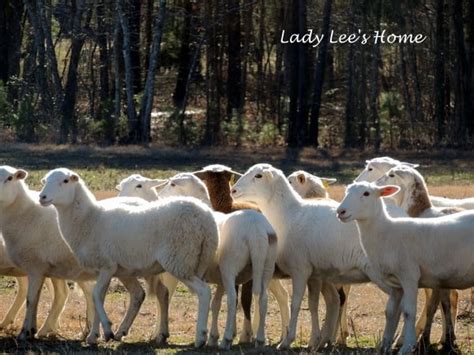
[
  {"left": 0, "top": 166, "right": 99, "bottom": 341},
  {"left": 336, "top": 182, "right": 474, "bottom": 353},
  {"left": 287, "top": 170, "right": 336, "bottom": 199},
  {"left": 287, "top": 170, "right": 352, "bottom": 345},
  {"left": 116, "top": 174, "right": 164, "bottom": 202},
  {"left": 121, "top": 172, "right": 278, "bottom": 349},
  {"left": 355, "top": 156, "right": 474, "bottom": 210},
  {"left": 377, "top": 165, "right": 463, "bottom": 348},
  {"left": 0, "top": 166, "right": 162, "bottom": 345},
  {"left": 231, "top": 163, "right": 391, "bottom": 350},
  {"left": 39, "top": 168, "right": 219, "bottom": 348}
]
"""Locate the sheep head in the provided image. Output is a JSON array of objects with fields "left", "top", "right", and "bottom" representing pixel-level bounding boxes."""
[
  {"left": 116, "top": 174, "right": 165, "bottom": 202},
  {"left": 0, "top": 166, "right": 28, "bottom": 205},
  {"left": 39, "top": 168, "right": 80, "bottom": 207},
  {"left": 354, "top": 156, "right": 419, "bottom": 183},
  {"left": 337, "top": 182, "right": 400, "bottom": 223}
]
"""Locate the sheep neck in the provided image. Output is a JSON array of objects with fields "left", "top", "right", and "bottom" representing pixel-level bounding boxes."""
[
  {"left": 256, "top": 176, "right": 301, "bottom": 236},
  {"left": 208, "top": 187, "right": 233, "bottom": 213},
  {"left": 0, "top": 182, "right": 35, "bottom": 234},
  {"left": 354, "top": 199, "right": 391, "bottom": 248},
  {"left": 54, "top": 182, "right": 99, "bottom": 251},
  {"left": 401, "top": 178, "right": 432, "bottom": 217}
]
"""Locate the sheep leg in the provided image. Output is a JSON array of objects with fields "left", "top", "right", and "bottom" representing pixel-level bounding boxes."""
[
  {"left": 416, "top": 288, "right": 438, "bottom": 350},
  {"left": 381, "top": 288, "right": 402, "bottom": 354},
  {"left": 439, "top": 289, "right": 458, "bottom": 346},
  {"left": 268, "top": 279, "right": 290, "bottom": 342},
  {"left": 220, "top": 274, "right": 238, "bottom": 350},
  {"left": 335, "top": 285, "right": 351, "bottom": 345},
  {"left": 151, "top": 275, "right": 177, "bottom": 346},
  {"left": 306, "top": 278, "right": 322, "bottom": 349},
  {"left": 17, "top": 274, "right": 45, "bottom": 341},
  {"left": 399, "top": 282, "right": 419, "bottom": 354},
  {"left": 92, "top": 268, "right": 115, "bottom": 342},
  {"left": 440, "top": 289, "right": 457, "bottom": 351},
  {"left": 115, "top": 277, "right": 145, "bottom": 341},
  {"left": 239, "top": 281, "right": 253, "bottom": 343},
  {"left": 209, "top": 284, "right": 224, "bottom": 347},
  {"left": 37, "top": 278, "right": 69, "bottom": 338},
  {"left": 180, "top": 276, "right": 211, "bottom": 349},
  {"left": 253, "top": 288, "right": 268, "bottom": 348},
  {"left": 319, "top": 282, "right": 340, "bottom": 348},
  {"left": 77, "top": 281, "right": 95, "bottom": 337},
  {"left": 277, "top": 275, "right": 308, "bottom": 350},
  {"left": 0, "top": 276, "right": 27, "bottom": 329}
]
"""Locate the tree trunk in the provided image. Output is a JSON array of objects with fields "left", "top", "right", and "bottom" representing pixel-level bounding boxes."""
[
  {"left": 369, "top": 0, "right": 382, "bottom": 150},
  {"left": 226, "top": 0, "right": 242, "bottom": 119},
  {"left": 434, "top": 0, "right": 445, "bottom": 145},
  {"left": 0, "top": 1, "right": 23, "bottom": 102},
  {"left": 344, "top": 0, "right": 357, "bottom": 148},
  {"left": 308, "top": 0, "right": 332, "bottom": 147},
  {"left": 286, "top": 1, "right": 299, "bottom": 147},
  {"left": 60, "top": 1, "right": 90, "bottom": 143},
  {"left": 173, "top": 0, "right": 193, "bottom": 108},
  {"left": 96, "top": 0, "right": 111, "bottom": 132},
  {"left": 112, "top": 15, "right": 122, "bottom": 143},
  {"left": 138, "top": 0, "right": 167, "bottom": 144},
  {"left": 117, "top": 0, "right": 139, "bottom": 143},
  {"left": 203, "top": 0, "right": 221, "bottom": 145},
  {"left": 296, "top": 0, "right": 308, "bottom": 145},
  {"left": 129, "top": 0, "right": 142, "bottom": 94}
]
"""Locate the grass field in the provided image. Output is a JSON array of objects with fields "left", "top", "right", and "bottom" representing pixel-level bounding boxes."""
[{"left": 0, "top": 144, "right": 473, "bottom": 354}]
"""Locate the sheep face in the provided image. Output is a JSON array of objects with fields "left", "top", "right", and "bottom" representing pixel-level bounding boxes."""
[
  {"left": 355, "top": 157, "right": 419, "bottom": 183},
  {"left": 337, "top": 182, "right": 400, "bottom": 222},
  {"left": 157, "top": 173, "right": 210, "bottom": 202},
  {"left": 231, "top": 163, "right": 277, "bottom": 204},
  {"left": 0, "top": 166, "right": 28, "bottom": 205},
  {"left": 39, "top": 168, "right": 79, "bottom": 207},
  {"left": 117, "top": 174, "right": 164, "bottom": 201},
  {"left": 288, "top": 170, "right": 335, "bottom": 199},
  {"left": 376, "top": 166, "right": 419, "bottom": 191}
]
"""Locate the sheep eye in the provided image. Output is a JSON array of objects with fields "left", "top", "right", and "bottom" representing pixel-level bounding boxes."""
[
  {"left": 363, "top": 191, "right": 370, "bottom": 196},
  {"left": 255, "top": 174, "right": 262, "bottom": 179},
  {"left": 170, "top": 183, "right": 176, "bottom": 187},
  {"left": 136, "top": 184, "right": 142, "bottom": 189},
  {"left": 7, "top": 176, "right": 12, "bottom": 181},
  {"left": 63, "top": 179, "right": 69, "bottom": 184},
  {"left": 368, "top": 168, "right": 373, "bottom": 171},
  {"left": 389, "top": 174, "right": 395, "bottom": 178}
]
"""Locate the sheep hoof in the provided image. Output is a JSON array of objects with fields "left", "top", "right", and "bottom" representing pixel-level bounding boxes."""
[
  {"left": 398, "top": 343, "right": 416, "bottom": 354},
  {"left": 17, "top": 328, "right": 36, "bottom": 341},
  {"left": 208, "top": 334, "right": 219, "bottom": 347},
  {"left": 277, "top": 340, "right": 290, "bottom": 350},
  {"left": 115, "top": 330, "right": 127, "bottom": 341},
  {"left": 86, "top": 332, "right": 99, "bottom": 345},
  {"left": 104, "top": 331, "right": 115, "bottom": 342},
  {"left": 219, "top": 338, "right": 232, "bottom": 350},
  {"left": 255, "top": 339, "right": 265, "bottom": 348},
  {"left": 153, "top": 333, "right": 169, "bottom": 347}
]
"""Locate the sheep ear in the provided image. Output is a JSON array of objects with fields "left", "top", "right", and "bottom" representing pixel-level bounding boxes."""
[
  {"left": 70, "top": 174, "right": 79, "bottom": 182},
  {"left": 152, "top": 179, "right": 169, "bottom": 189},
  {"left": 378, "top": 185, "right": 400, "bottom": 197},
  {"left": 297, "top": 173, "right": 306, "bottom": 184},
  {"left": 14, "top": 169, "right": 28, "bottom": 180},
  {"left": 401, "top": 162, "right": 419, "bottom": 168},
  {"left": 321, "top": 177, "right": 337, "bottom": 188},
  {"left": 148, "top": 178, "right": 166, "bottom": 187},
  {"left": 263, "top": 170, "right": 273, "bottom": 180},
  {"left": 115, "top": 184, "right": 121, "bottom": 191}
]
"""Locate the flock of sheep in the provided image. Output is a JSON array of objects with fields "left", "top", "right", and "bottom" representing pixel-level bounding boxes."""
[{"left": 0, "top": 156, "right": 473, "bottom": 353}]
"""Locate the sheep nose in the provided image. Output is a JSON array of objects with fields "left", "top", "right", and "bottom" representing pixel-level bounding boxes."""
[
  {"left": 338, "top": 209, "right": 346, "bottom": 216},
  {"left": 40, "top": 194, "right": 47, "bottom": 200},
  {"left": 231, "top": 188, "right": 237, "bottom": 194}
]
